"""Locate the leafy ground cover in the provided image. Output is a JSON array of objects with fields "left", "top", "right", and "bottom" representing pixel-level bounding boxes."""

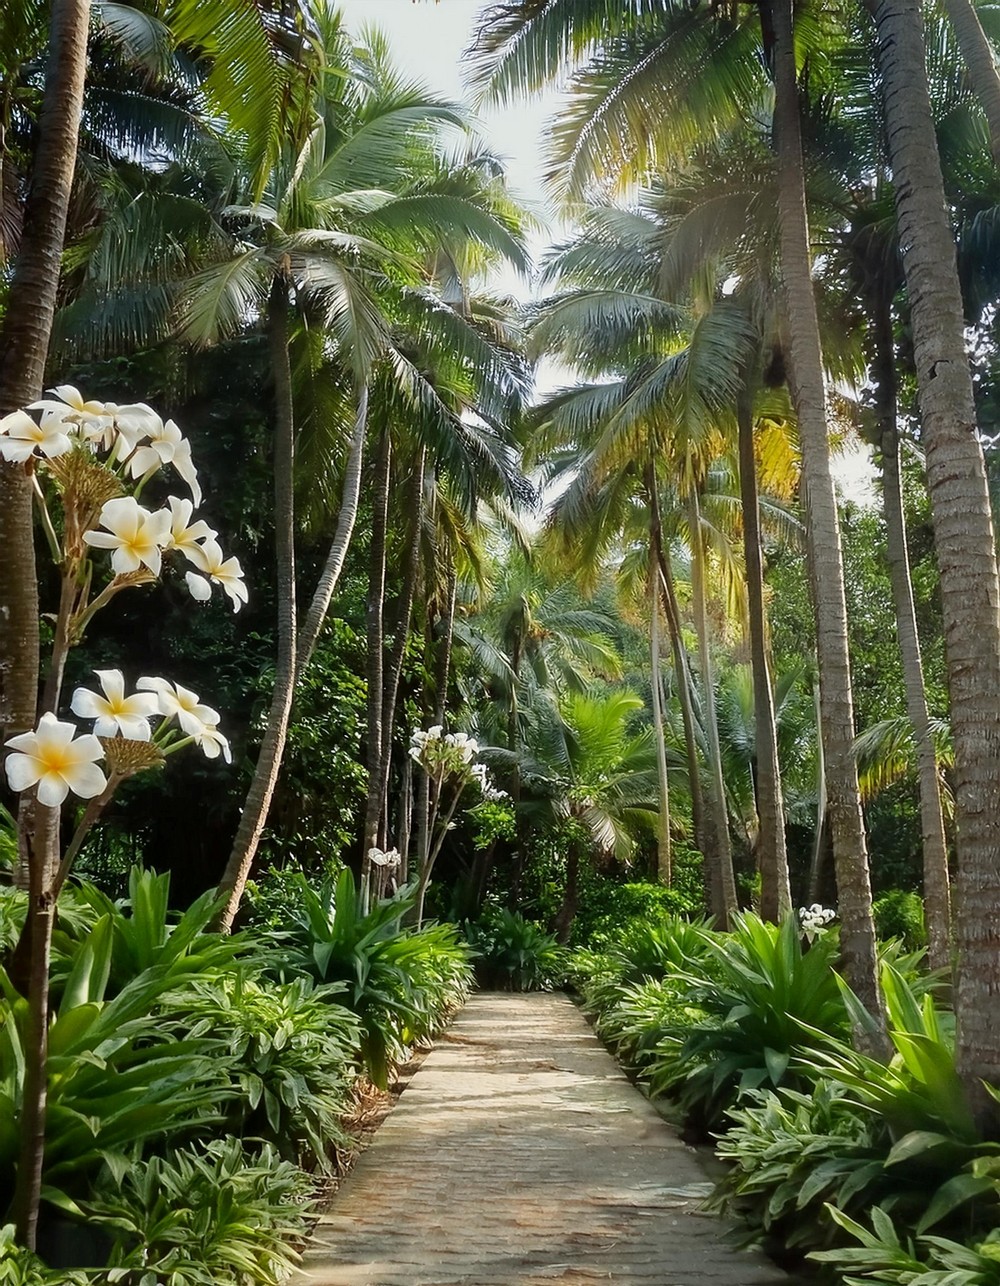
[{"left": 0, "top": 867, "right": 471, "bottom": 1283}]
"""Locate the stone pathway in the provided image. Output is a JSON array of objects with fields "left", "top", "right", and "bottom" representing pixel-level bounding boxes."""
[{"left": 297, "top": 992, "right": 796, "bottom": 1285}]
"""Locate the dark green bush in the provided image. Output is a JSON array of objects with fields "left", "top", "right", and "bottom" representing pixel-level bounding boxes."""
[
  {"left": 572, "top": 869, "right": 703, "bottom": 947},
  {"left": 466, "top": 909, "right": 566, "bottom": 991},
  {"left": 873, "top": 890, "right": 927, "bottom": 952}
]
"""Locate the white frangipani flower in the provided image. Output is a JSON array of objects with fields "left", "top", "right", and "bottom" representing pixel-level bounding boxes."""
[
  {"left": 185, "top": 571, "right": 213, "bottom": 602},
  {"left": 186, "top": 538, "right": 247, "bottom": 612},
  {"left": 137, "top": 676, "right": 221, "bottom": 736},
  {"left": 190, "top": 721, "right": 232, "bottom": 764},
  {"left": 164, "top": 496, "right": 216, "bottom": 561},
  {"left": 126, "top": 419, "right": 202, "bottom": 504},
  {"left": 0, "top": 409, "right": 74, "bottom": 461},
  {"left": 31, "top": 385, "right": 116, "bottom": 441},
  {"left": 83, "top": 496, "right": 172, "bottom": 576},
  {"left": 70, "top": 669, "right": 159, "bottom": 741},
  {"left": 368, "top": 846, "right": 401, "bottom": 869},
  {"left": 4, "top": 712, "right": 108, "bottom": 806}
]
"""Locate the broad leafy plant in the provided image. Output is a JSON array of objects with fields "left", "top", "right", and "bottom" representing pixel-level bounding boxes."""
[{"left": 467, "top": 909, "right": 566, "bottom": 991}]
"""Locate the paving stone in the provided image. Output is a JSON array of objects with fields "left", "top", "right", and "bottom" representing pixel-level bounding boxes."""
[{"left": 295, "top": 993, "right": 800, "bottom": 1286}]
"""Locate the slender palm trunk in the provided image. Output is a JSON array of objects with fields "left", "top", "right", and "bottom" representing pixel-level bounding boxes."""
[
  {"left": 552, "top": 837, "right": 582, "bottom": 944},
  {"left": 871, "top": 295, "right": 952, "bottom": 972},
  {"left": 866, "top": 0, "right": 1000, "bottom": 1119},
  {"left": 687, "top": 487, "right": 738, "bottom": 926},
  {"left": 377, "top": 448, "right": 426, "bottom": 829},
  {"left": 216, "top": 274, "right": 298, "bottom": 930},
  {"left": 650, "top": 569, "right": 672, "bottom": 885},
  {"left": 361, "top": 427, "right": 391, "bottom": 903},
  {"left": 648, "top": 480, "right": 706, "bottom": 852},
  {"left": 434, "top": 562, "right": 458, "bottom": 726},
  {"left": 296, "top": 382, "right": 368, "bottom": 674},
  {"left": 0, "top": 0, "right": 90, "bottom": 752},
  {"left": 808, "top": 677, "right": 828, "bottom": 903},
  {"left": 771, "top": 0, "right": 886, "bottom": 1040},
  {"left": 737, "top": 390, "right": 791, "bottom": 922},
  {"left": 942, "top": 0, "right": 1000, "bottom": 163},
  {"left": 0, "top": 0, "right": 89, "bottom": 1249}
]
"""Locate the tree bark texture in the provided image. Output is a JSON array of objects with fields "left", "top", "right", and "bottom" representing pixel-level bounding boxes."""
[
  {"left": 687, "top": 487, "right": 738, "bottom": 927},
  {"left": 295, "top": 382, "right": 368, "bottom": 674},
  {"left": 942, "top": 0, "right": 1000, "bottom": 163},
  {"left": 871, "top": 294, "right": 953, "bottom": 972},
  {"left": 361, "top": 426, "right": 392, "bottom": 901},
  {"left": 650, "top": 569, "right": 672, "bottom": 886},
  {"left": 866, "top": 0, "right": 1000, "bottom": 1118},
  {"left": 771, "top": 0, "right": 886, "bottom": 1038},
  {"left": 216, "top": 275, "right": 298, "bottom": 930},
  {"left": 0, "top": 0, "right": 91, "bottom": 741},
  {"left": 737, "top": 391, "right": 791, "bottom": 922}
]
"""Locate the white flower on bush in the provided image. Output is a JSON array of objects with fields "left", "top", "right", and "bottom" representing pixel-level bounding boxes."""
[
  {"left": 189, "top": 721, "right": 232, "bottom": 764},
  {"left": 3, "top": 713, "right": 107, "bottom": 805},
  {"left": 29, "top": 386, "right": 160, "bottom": 456},
  {"left": 164, "top": 496, "right": 216, "bottom": 561},
  {"left": 83, "top": 496, "right": 172, "bottom": 576},
  {"left": 0, "top": 409, "right": 74, "bottom": 461},
  {"left": 71, "top": 669, "right": 159, "bottom": 741},
  {"left": 369, "top": 846, "right": 401, "bottom": 869},
  {"left": 138, "top": 676, "right": 219, "bottom": 735},
  {"left": 799, "top": 903, "right": 837, "bottom": 939},
  {"left": 470, "top": 761, "right": 508, "bottom": 802}
]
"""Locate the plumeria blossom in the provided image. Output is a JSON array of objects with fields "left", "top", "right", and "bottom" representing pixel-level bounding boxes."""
[
  {"left": 137, "top": 676, "right": 222, "bottom": 737},
  {"left": 164, "top": 496, "right": 216, "bottom": 561},
  {"left": 30, "top": 386, "right": 160, "bottom": 455},
  {"left": 471, "top": 761, "right": 508, "bottom": 802},
  {"left": 83, "top": 496, "right": 172, "bottom": 576},
  {"left": 0, "top": 409, "right": 74, "bottom": 461},
  {"left": 70, "top": 669, "right": 159, "bottom": 741},
  {"left": 368, "top": 846, "right": 401, "bottom": 869},
  {"left": 126, "top": 418, "right": 202, "bottom": 504},
  {"left": 189, "top": 721, "right": 232, "bottom": 764},
  {"left": 186, "top": 539, "right": 248, "bottom": 612},
  {"left": 3, "top": 712, "right": 107, "bottom": 806}
]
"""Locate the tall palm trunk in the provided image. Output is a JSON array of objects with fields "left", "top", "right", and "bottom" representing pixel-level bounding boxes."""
[
  {"left": 942, "top": 0, "right": 1000, "bottom": 162},
  {"left": 296, "top": 382, "right": 368, "bottom": 674},
  {"left": 650, "top": 569, "right": 672, "bottom": 885},
  {"left": 0, "top": 0, "right": 90, "bottom": 1250},
  {"left": 737, "top": 389, "right": 791, "bottom": 922},
  {"left": 374, "top": 449, "right": 426, "bottom": 851},
  {"left": 648, "top": 478, "right": 706, "bottom": 852},
  {"left": 771, "top": 0, "right": 886, "bottom": 1040},
  {"left": 216, "top": 274, "right": 298, "bottom": 931},
  {"left": 0, "top": 0, "right": 90, "bottom": 751},
  {"left": 686, "top": 487, "right": 738, "bottom": 926},
  {"left": 866, "top": 0, "right": 1000, "bottom": 1121},
  {"left": 361, "top": 427, "right": 391, "bottom": 904},
  {"left": 871, "top": 294, "right": 952, "bottom": 972}
]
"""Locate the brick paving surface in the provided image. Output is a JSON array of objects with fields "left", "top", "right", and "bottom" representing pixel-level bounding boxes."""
[{"left": 297, "top": 992, "right": 797, "bottom": 1285}]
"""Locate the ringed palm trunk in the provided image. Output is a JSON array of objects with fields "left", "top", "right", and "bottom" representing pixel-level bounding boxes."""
[
  {"left": 686, "top": 486, "right": 738, "bottom": 927},
  {"left": 941, "top": 0, "right": 1000, "bottom": 163},
  {"left": 0, "top": 0, "right": 90, "bottom": 1250},
  {"left": 871, "top": 293, "right": 952, "bottom": 972},
  {"left": 648, "top": 478, "right": 707, "bottom": 853},
  {"left": 771, "top": 0, "right": 886, "bottom": 1042},
  {"left": 216, "top": 273, "right": 298, "bottom": 931},
  {"left": 295, "top": 382, "right": 368, "bottom": 674},
  {"left": 361, "top": 426, "right": 391, "bottom": 906},
  {"left": 865, "top": 0, "right": 1000, "bottom": 1120},
  {"left": 0, "top": 0, "right": 90, "bottom": 751},
  {"left": 650, "top": 568, "right": 672, "bottom": 885},
  {"left": 737, "top": 388, "right": 791, "bottom": 922}
]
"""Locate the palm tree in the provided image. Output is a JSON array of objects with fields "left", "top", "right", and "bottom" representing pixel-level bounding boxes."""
[
  {"left": 864, "top": 0, "right": 1000, "bottom": 1124},
  {"left": 941, "top": 0, "right": 1000, "bottom": 162}
]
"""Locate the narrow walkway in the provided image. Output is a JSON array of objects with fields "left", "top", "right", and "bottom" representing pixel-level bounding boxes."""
[{"left": 298, "top": 993, "right": 794, "bottom": 1285}]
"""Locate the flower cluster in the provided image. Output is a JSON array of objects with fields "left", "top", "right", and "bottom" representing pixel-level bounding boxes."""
[
  {"left": 409, "top": 726, "right": 507, "bottom": 800},
  {"left": 368, "top": 846, "right": 401, "bottom": 870},
  {"left": 0, "top": 387, "right": 247, "bottom": 612},
  {"left": 3, "top": 670, "right": 230, "bottom": 806},
  {"left": 799, "top": 904, "right": 837, "bottom": 938}
]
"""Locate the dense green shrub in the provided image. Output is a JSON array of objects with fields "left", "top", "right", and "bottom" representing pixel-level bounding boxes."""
[
  {"left": 813, "top": 1205, "right": 1000, "bottom": 1286},
  {"left": 466, "top": 909, "right": 566, "bottom": 991},
  {"left": 91, "top": 1139, "right": 314, "bottom": 1284},
  {"left": 572, "top": 876, "right": 703, "bottom": 947},
  {"left": 175, "top": 972, "right": 359, "bottom": 1165},
  {"left": 268, "top": 869, "right": 472, "bottom": 1087},
  {"left": 873, "top": 891, "right": 927, "bottom": 952}
]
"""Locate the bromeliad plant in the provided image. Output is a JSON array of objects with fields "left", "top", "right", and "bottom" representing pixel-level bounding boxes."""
[{"left": 0, "top": 388, "right": 244, "bottom": 1249}]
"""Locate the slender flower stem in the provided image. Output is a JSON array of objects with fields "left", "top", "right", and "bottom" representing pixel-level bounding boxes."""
[
  {"left": 52, "top": 773, "right": 125, "bottom": 897},
  {"left": 31, "top": 477, "right": 61, "bottom": 564}
]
